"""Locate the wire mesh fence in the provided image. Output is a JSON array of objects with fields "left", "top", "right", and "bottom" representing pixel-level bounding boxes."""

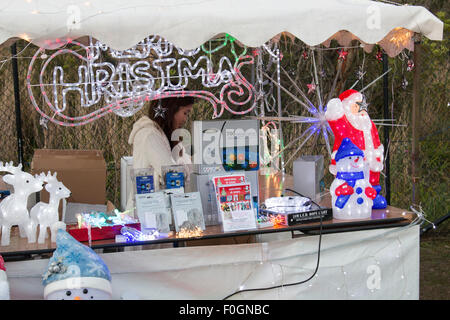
[{"left": 0, "top": 46, "right": 19, "bottom": 165}]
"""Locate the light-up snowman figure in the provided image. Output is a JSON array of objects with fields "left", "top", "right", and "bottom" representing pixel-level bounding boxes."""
[
  {"left": 43, "top": 229, "right": 112, "bottom": 300},
  {"left": 46, "top": 284, "right": 112, "bottom": 300},
  {"left": 330, "top": 138, "right": 377, "bottom": 220}
]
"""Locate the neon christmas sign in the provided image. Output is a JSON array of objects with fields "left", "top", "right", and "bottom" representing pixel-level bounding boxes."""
[{"left": 27, "top": 35, "right": 258, "bottom": 127}]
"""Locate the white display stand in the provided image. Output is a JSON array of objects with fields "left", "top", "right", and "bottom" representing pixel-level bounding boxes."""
[{"left": 5, "top": 225, "right": 419, "bottom": 300}]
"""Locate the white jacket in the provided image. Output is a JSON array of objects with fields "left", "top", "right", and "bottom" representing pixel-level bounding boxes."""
[{"left": 126, "top": 116, "right": 191, "bottom": 210}]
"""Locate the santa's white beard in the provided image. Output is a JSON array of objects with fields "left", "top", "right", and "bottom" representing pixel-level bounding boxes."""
[
  {"left": 346, "top": 110, "right": 372, "bottom": 132},
  {"left": 344, "top": 108, "right": 383, "bottom": 173}
]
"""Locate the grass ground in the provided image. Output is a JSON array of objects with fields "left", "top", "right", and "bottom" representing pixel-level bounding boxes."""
[{"left": 420, "top": 226, "right": 450, "bottom": 300}]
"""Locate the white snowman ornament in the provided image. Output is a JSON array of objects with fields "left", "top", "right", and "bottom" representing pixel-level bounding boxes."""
[
  {"left": 42, "top": 229, "right": 113, "bottom": 300},
  {"left": 330, "top": 138, "right": 377, "bottom": 220}
]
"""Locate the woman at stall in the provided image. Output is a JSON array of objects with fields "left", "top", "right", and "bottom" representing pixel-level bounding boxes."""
[{"left": 126, "top": 96, "right": 194, "bottom": 209}]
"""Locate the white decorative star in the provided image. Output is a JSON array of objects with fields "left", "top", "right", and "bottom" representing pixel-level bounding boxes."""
[
  {"left": 153, "top": 104, "right": 167, "bottom": 118},
  {"left": 39, "top": 116, "right": 49, "bottom": 129},
  {"left": 356, "top": 67, "right": 366, "bottom": 80},
  {"left": 356, "top": 96, "right": 369, "bottom": 112},
  {"left": 401, "top": 78, "right": 408, "bottom": 89}
]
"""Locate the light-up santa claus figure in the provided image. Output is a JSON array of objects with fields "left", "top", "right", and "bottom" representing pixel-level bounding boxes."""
[
  {"left": 330, "top": 138, "right": 377, "bottom": 220},
  {"left": 325, "top": 89, "right": 387, "bottom": 209}
]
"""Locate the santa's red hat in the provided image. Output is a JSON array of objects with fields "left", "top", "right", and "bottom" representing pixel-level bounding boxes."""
[{"left": 339, "top": 89, "right": 359, "bottom": 102}]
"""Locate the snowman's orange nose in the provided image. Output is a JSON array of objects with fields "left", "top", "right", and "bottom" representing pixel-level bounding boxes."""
[{"left": 74, "top": 296, "right": 82, "bottom": 300}]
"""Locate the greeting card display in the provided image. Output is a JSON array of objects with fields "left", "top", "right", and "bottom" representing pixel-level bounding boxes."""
[
  {"left": 216, "top": 182, "right": 257, "bottom": 232},
  {"left": 170, "top": 192, "right": 205, "bottom": 232},
  {"left": 211, "top": 173, "right": 247, "bottom": 222}
]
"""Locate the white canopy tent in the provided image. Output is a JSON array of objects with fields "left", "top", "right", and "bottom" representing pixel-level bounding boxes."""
[
  {"left": 0, "top": 0, "right": 443, "bottom": 301},
  {"left": 0, "top": 0, "right": 443, "bottom": 55},
  {"left": 0, "top": 0, "right": 443, "bottom": 181},
  {"left": 0, "top": 0, "right": 443, "bottom": 195}
]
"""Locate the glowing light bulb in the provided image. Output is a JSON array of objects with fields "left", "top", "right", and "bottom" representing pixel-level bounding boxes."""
[{"left": 20, "top": 33, "right": 31, "bottom": 41}]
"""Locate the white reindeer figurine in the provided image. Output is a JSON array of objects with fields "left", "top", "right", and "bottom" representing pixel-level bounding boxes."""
[
  {"left": 30, "top": 172, "right": 70, "bottom": 244},
  {"left": 0, "top": 161, "right": 45, "bottom": 246}
]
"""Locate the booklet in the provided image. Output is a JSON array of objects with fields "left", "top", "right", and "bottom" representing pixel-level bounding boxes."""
[
  {"left": 210, "top": 173, "right": 247, "bottom": 223},
  {"left": 212, "top": 174, "right": 247, "bottom": 190},
  {"left": 135, "top": 192, "right": 171, "bottom": 234},
  {"left": 211, "top": 173, "right": 247, "bottom": 204},
  {"left": 170, "top": 192, "right": 205, "bottom": 232},
  {"left": 216, "top": 182, "right": 257, "bottom": 232}
]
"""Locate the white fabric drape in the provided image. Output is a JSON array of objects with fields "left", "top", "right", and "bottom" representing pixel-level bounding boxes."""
[
  {"left": 6, "top": 225, "right": 419, "bottom": 300},
  {"left": 0, "top": 0, "right": 442, "bottom": 55}
]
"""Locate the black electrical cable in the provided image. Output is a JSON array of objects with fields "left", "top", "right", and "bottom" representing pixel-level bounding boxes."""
[
  {"left": 420, "top": 212, "right": 450, "bottom": 235},
  {"left": 222, "top": 190, "right": 324, "bottom": 300}
]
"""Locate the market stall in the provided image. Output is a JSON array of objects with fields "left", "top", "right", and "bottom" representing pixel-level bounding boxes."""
[{"left": 0, "top": 0, "right": 444, "bottom": 300}]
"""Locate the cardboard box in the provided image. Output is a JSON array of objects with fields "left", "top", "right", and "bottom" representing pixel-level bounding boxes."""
[
  {"left": 31, "top": 149, "right": 107, "bottom": 221},
  {"left": 293, "top": 155, "right": 325, "bottom": 200}
]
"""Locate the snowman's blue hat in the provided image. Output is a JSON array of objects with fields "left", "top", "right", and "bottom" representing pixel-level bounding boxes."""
[
  {"left": 335, "top": 138, "right": 364, "bottom": 162},
  {"left": 42, "top": 229, "right": 112, "bottom": 299}
]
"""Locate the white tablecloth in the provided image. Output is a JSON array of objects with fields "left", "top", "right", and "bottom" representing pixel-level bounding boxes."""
[{"left": 5, "top": 225, "right": 419, "bottom": 300}]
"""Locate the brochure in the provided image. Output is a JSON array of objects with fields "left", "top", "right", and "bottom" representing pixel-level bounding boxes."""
[
  {"left": 211, "top": 174, "right": 246, "bottom": 190},
  {"left": 216, "top": 182, "right": 257, "bottom": 232},
  {"left": 210, "top": 173, "right": 247, "bottom": 224}
]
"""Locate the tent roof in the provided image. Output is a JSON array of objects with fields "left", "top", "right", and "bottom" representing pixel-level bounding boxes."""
[{"left": 0, "top": 0, "right": 443, "bottom": 56}]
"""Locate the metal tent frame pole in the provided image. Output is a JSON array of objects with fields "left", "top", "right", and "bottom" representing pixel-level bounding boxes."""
[
  {"left": 11, "top": 42, "right": 24, "bottom": 166},
  {"left": 382, "top": 52, "right": 391, "bottom": 205},
  {"left": 411, "top": 38, "right": 422, "bottom": 204}
]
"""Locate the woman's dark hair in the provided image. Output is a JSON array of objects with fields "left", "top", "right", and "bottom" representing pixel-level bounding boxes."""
[{"left": 148, "top": 96, "right": 195, "bottom": 148}]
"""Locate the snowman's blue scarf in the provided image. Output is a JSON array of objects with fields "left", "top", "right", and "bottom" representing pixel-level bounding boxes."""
[{"left": 335, "top": 171, "right": 365, "bottom": 209}]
